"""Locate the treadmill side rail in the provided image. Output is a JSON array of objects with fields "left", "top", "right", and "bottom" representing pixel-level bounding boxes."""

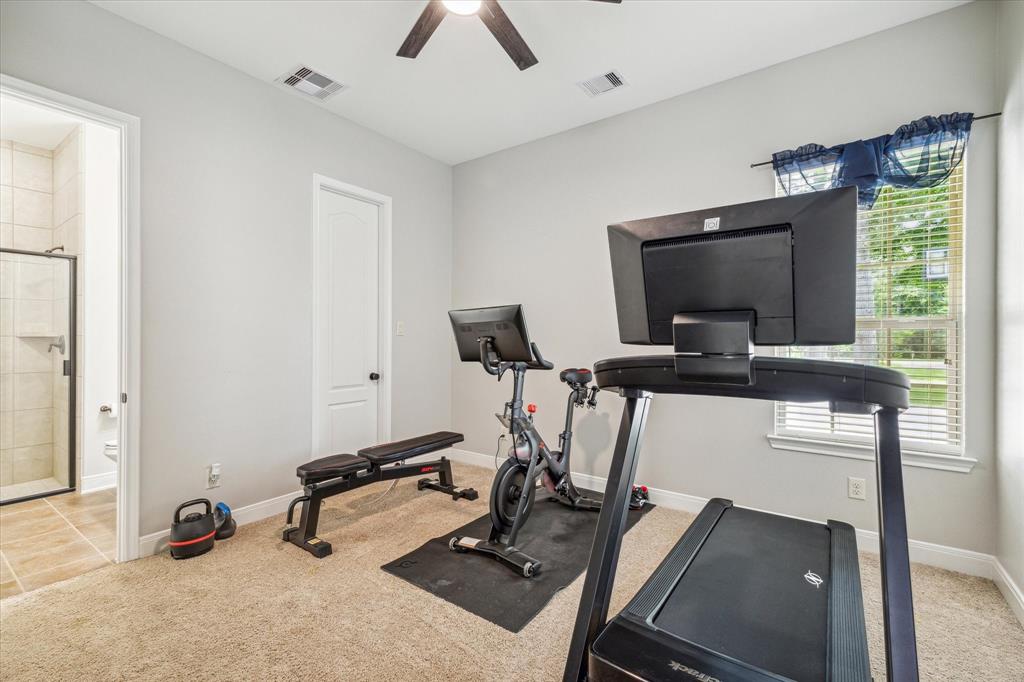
[
  {"left": 624, "top": 499, "right": 730, "bottom": 621},
  {"left": 828, "top": 520, "right": 872, "bottom": 680}
]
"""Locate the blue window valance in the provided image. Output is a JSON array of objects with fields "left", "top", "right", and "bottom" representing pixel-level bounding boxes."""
[{"left": 772, "top": 112, "right": 973, "bottom": 208}]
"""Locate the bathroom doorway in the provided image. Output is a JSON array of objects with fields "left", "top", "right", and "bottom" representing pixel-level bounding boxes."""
[{"left": 1, "top": 76, "right": 140, "bottom": 598}]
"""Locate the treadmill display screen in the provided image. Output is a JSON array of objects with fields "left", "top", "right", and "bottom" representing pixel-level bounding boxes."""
[
  {"left": 641, "top": 225, "right": 795, "bottom": 345},
  {"left": 651, "top": 507, "right": 831, "bottom": 682}
]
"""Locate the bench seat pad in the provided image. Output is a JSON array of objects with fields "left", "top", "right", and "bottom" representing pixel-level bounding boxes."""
[
  {"left": 297, "top": 453, "right": 369, "bottom": 484},
  {"left": 358, "top": 431, "right": 464, "bottom": 465}
]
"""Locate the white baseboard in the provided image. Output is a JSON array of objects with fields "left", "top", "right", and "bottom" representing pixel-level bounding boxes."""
[
  {"left": 571, "top": 470, "right": 708, "bottom": 515},
  {"left": 451, "top": 448, "right": 1024, "bottom": 626},
  {"left": 853, "top": 533, "right": 997, "bottom": 578},
  {"left": 447, "top": 447, "right": 500, "bottom": 470},
  {"left": 81, "top": 471, "right": 117, "bottom": 493},
  {"left": 993, "top": 558, "right": 1024, "bottom": 627},
  {"left": 138, "top": 489, "right": 301, "bottom": 557}
]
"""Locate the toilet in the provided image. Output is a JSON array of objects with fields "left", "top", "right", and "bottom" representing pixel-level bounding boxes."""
[{"left": 104, "top": 440, "right": 118, "bottom": 463}]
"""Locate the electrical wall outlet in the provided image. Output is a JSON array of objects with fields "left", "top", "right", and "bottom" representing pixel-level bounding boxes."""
[
  {"left": 847, "top": 476, "right": 866, "bottom": 500},
  {"left": 396, "top": 320, "right": 405, "bottom": 336},
  {"left": 208, "top": 463, "right": 222, "bottom": 489}
]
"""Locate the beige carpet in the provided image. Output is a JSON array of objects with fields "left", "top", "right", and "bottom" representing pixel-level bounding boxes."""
[{"left": 1, "top": 463, "right": 1021, "bottom": 681}]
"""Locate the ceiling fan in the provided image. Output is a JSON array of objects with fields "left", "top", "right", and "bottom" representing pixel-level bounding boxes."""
[{"left": 397, "top": 0, "right": 621, "bottom": 71}]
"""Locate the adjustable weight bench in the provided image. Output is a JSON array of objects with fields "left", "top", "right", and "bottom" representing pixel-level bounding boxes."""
[{"left": 282, "top": 431, "right": 478, "bottom": 558}]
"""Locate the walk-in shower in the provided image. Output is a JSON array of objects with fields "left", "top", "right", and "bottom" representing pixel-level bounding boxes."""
[{"left": 0, "top": 247, "right": 77, "bottom": 505}]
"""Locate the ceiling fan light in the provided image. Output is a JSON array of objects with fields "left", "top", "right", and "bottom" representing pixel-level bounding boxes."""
[{"left": 443, "top": 0, "right": 481, "bottom": 16}]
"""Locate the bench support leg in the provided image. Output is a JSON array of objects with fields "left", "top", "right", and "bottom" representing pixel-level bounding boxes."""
[
  {"left": 282, "top": 488, "right": 333, "bottom": 558},
  {"left": 417, "top": 457, "right": 480, "bottom": 501}
]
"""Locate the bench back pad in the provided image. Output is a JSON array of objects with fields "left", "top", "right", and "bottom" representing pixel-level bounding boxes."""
[{"left": 358, "top": 431, "right": 464, "bottom": 465}]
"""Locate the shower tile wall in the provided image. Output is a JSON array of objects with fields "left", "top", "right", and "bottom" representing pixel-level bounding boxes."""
[
  {"left": 51, "top": 127, "right": 83, "bottom": 488},
  {"left": 0, "top": 139, "right": 58, "bottom": 488}
]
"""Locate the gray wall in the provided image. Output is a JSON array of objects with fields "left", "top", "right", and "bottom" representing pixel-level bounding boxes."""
[
  {"left": 995, "top": 0, "right": 1024, "bottom": 589},
  {"left": 452, "top": 2, "right": 1000, "bottom": 553},
  {"left": 1, "top": 0, "right": 454, "bottom": 535}
]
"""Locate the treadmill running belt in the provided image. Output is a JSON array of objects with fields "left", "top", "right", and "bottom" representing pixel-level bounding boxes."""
[{"left": 651, "top": 508, "right": 831, "bottom": 682}]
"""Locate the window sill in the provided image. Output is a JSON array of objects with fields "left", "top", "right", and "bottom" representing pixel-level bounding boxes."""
[{"left": 766, "top": 433, "right": 978, "bottom": 473}]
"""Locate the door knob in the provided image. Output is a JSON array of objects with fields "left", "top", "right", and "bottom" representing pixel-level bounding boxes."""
[{"left": 369, "top": 372, "right": 380, "bottom": 381}]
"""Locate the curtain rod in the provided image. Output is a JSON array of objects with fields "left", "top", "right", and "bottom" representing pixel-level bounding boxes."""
[{"left": 749, "top": 112, "right": 1002, "bottom": 169}]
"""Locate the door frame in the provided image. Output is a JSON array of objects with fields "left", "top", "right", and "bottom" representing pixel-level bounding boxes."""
[
  {"left": 310, "top": 174, "right": 393, "bottom": 457},
  {"left": 1, "top": 74, "right": 142, "bottom": 562}
]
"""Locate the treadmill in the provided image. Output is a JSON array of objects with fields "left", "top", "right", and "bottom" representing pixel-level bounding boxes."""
[{"left": 563, "top": 187, "right": 920, "bottom": 682}]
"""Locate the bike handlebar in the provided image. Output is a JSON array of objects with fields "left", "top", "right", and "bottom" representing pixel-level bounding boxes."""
[
  {"left": 478, "top": 337, "right": 501, "bottom": 376},
  {"left": 528, "top": 342, "right": 554, "bottom": 370},
  {"left": 477, "top": 337, "right": 554, "bottom": 375}
]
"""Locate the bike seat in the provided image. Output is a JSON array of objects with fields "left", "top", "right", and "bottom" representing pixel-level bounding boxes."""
[{"left": 559, "top": 368, "right": 593, "bottom": 386}]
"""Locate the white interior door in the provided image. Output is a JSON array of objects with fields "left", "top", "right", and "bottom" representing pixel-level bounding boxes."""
[{"left": 316, "top": 187, "right": 381, "bottom": 457}]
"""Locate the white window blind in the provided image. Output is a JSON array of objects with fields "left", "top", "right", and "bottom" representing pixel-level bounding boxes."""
[{"left": 774, "top": 151, "right": 964, "bottom": 454}]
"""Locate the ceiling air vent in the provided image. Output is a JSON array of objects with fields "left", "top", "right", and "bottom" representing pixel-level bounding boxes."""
[
  {"left": 276, "top": 65, "right": 346, "bottom": 101},
  {"left": 577, "top": 70, "right": 627, "bottom": 97}
]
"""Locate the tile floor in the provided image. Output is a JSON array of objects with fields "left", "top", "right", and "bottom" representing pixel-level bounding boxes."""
[
  {"left": 0, "top": 478, "right": 66, "bottom": 502},
  {"left": 0, "top": 488, "right": 116, "bottom": 599}
]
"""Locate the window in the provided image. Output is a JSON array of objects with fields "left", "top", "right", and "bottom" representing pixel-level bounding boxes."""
[{"left": 772, "top": 152, "right": 964, "bottom": 458}]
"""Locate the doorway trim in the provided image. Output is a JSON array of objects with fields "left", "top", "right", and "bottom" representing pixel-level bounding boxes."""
[
  {"left": 310, "top": 174, "right": 393, "bottom": 457},
  {"left": 1, "top": 74, "right": 142, "bottom": 562}
]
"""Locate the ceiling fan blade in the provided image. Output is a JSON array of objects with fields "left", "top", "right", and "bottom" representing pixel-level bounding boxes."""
[
  {"left": 397, "top": 1, "right": 447, "bottom": 59},
  {"left": 591, "top": 0, "right": 623, "bottom": 3},
  {"left": 478, "top": 0, "right": 538, "bottom": 71}
]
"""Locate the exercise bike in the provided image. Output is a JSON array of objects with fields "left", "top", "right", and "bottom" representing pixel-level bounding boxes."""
[{"left": 448, "top": 305, "right": 601, "bottom": 578}]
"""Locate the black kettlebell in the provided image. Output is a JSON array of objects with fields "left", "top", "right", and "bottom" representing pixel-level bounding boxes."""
[{"left": 169, "top": 499, "right": 216, "bottom": 559}]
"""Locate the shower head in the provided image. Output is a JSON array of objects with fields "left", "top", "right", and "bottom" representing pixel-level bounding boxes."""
[{"left": 44, "top": 245, "right": 64, "bottom": 253}]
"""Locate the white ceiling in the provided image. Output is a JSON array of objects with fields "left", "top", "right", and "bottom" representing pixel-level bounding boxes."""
[
  {"left": 91, "top": 0, "right": 964, "bottom": 165},
  {"left": 0, "top": 97, "right": 81, "bottom": 149}
]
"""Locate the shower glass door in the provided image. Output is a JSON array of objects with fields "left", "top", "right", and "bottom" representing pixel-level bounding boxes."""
[{"left": 0, "top": 248, "right": 77, "bottom": 505}]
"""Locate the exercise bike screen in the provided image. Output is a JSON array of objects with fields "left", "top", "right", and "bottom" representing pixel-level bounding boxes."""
[{"left": 651, "top": 507, "right": 831, "bottom": 682}]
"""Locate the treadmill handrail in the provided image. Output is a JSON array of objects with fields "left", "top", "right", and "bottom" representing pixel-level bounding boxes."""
[{"left": 594, "top": 355, "right": 910, "bottom": 411}]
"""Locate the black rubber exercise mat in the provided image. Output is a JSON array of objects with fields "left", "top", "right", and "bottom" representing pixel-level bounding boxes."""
[{"left": 381, "top": 491, "right": 654, "bottom": 632}]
